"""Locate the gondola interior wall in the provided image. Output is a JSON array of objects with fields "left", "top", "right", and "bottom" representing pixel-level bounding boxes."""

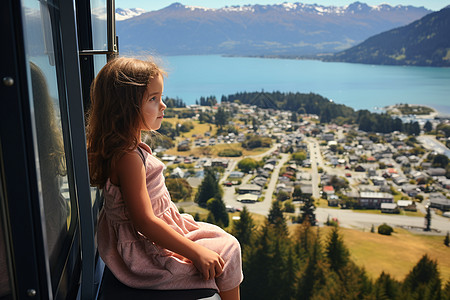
[{"left": 0, "top": 0, "right": 114, "bottom": 299}]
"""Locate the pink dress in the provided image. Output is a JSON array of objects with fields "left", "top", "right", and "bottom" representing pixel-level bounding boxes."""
[{"left": 97, "top": 143, "right": 243, "bottom": 292}]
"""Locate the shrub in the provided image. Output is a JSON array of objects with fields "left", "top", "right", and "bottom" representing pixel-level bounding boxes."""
[
  {"left": 238, "top": 157, "right": 258, "bottom": 173},
  {"left": 218, "top": 148, "right": 242, "bottom": 157},
  {"left": 177, "top": 144, "right": 190, "bottom": 151},
  {"left": 378, "top": 223, "right": 394, "bottom": 235}
]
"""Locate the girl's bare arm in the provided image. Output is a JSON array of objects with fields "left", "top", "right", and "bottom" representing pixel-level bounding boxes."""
[{"left": 116, "top": 152, "right": 224, "bottom": 280}]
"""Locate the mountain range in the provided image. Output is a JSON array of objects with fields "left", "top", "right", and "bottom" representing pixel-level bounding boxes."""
[
  {"left": 323, "top": 7, "right": 450, "bottom": 67},
  {"left": 116, "top": 2, "right": 431, "bottom": 56}
]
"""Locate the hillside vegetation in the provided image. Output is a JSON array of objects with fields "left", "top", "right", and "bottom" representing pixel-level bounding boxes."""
[{"left": 324, "top": 7, "right": 450, "bottom": 67}]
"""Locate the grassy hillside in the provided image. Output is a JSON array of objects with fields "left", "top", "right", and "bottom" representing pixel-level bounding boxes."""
[{"left": 324, "top": 226, "right": 450, "bottom": 281}]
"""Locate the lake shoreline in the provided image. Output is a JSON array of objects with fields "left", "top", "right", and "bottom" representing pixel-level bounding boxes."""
[{"left": 163, "top": 55, "right": 450, "bottom": 117}]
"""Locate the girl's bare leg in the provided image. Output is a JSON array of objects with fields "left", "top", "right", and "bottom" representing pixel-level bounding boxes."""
[{"left": 219, "top": 286, "right": 240, "bottom": 300}]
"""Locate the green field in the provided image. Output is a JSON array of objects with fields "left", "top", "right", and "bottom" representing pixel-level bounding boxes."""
[{"left": 323, "top": 226, "right": 450, "bottom": 282}]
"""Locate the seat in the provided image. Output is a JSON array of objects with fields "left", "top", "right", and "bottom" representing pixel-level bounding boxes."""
[{"left": 98, "top": 266, "right": 221, "bottom": 300}]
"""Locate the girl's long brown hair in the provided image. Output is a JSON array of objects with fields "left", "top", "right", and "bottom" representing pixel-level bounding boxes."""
[{"left": 86, "top": 57, "right": 164, "bottom": 188}]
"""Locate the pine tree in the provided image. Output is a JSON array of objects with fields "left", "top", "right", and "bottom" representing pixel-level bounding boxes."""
[
  {"left": 424, "top": 204, "right": 432, "bottom": 231},
  {"left": 402, "top": 254, "right": 442, "bottom": 299},
  {"left": 241, "top": 224, "right": 273, "bottom": 299},
  {"left": 215, "top": 107, "right": 228, "bottom": 129},
  {"left": 424, "top": 120, "right": 433, "bottom": 132},
  {"left": 296, "top": 229, "right": 325, "bottom": 300},
  {"left": 373, "top": 271, "right": 401, "bottom": 299},
  {"left": 300, "top": 196, "right": 316, "bottom": 226},
  {"left": 231, "top": 206, "right": 255, "bottom": 253},
  {"left": 295, "top": 218, "right": 314, "bottom": 258},
  {"left": 268, "top": 200, "right": 288, "bottom": 236},
  {"left": 443, "top": 280, "right": 450, "bottom": 300},
  {"left": 444, "top": 231, "right": 449, "bottom": 247},
  {"left": 280, "top": 246, "right": 298, "bottom": 300},
  {"left": 195, "top": 168, "right": 221, "bottom": 207},
  {"left": 325, "top": 226, "right": 349, "bottom": 273},
  {"left": 206, "top": 197, "right": 229, "bottom": 228}
]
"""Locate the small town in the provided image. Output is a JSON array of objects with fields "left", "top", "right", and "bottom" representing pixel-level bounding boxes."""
[{"left": 150, "top": 101, "right": 450, "bottom": 235}]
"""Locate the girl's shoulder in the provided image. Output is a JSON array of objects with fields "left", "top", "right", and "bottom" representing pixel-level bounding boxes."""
[
  {"left": 138, "top": 142, "right": 152, "bottom": 154},
  {"left": 110, "top": 150, "right": 146, "bottom": 186}
]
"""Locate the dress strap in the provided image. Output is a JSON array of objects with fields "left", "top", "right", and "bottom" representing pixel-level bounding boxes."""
[{"left": 136, "top": 147, "right": 146, "bottom": 165}]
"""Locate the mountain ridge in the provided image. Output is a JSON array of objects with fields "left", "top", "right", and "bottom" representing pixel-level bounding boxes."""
[
  {"left": 323, "top": 7, "right": 450, "bottom": 67},
  {"left": 116, "top": 2, "right": 431, "bottom": 56}
]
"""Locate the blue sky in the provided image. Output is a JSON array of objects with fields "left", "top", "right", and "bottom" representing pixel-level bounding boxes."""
[{"left": 115, "top": 1, "right": 449, "bottom": 11}]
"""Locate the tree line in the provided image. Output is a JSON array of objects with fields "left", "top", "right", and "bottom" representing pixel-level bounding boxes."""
[
  {"left": 231, "top": 204, "right": 450, "bottom": 299},
  {"left": 222, "top": 91, "right": 426, "bottom": 135}
]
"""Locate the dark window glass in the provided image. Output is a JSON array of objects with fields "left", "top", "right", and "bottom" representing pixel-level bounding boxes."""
[
  {"left": 21, "top": 0, "right": 75, "bottom": 289},
  {"left": 0, "top": 173, "right": 12, "bottom": 299}
]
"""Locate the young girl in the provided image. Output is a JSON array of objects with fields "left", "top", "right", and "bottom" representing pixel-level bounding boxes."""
[{"left": 86, "top": 57, "right": 243, "bottom": 299}]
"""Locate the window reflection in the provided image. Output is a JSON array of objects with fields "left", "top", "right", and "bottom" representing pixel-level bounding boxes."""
[
  {"left": 22, "top": 0, "right": 73, "bottom": 283},
  {"left": 90, "top": 0, "right": 108, "bottom": 51}
]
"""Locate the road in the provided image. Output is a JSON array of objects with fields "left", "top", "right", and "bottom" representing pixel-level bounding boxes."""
[
  {"left": 316, "top": 207, "right": 450, "bottom": 235},
  {"left": 222, "top": 152, "right": 290, "bottom": 216},
  {"left": 307, "top": 138, "right": 321, "bottom": 199}
]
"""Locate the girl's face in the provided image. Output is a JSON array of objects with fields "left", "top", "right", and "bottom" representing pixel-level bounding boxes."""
[{"left": 141, "top": 73, "right": 166, "bottom": 131}]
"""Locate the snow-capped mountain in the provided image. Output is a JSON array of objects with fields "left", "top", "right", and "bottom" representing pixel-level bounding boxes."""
[
  {"left": 116, "top": 2, "right": 432, "bottom": 56},
  {"left": 115, "top": 8, "right": 145, "bottom": 21}
]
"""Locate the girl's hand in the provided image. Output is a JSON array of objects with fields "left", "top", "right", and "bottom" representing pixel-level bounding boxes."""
[{"left": 191, "top": 246, "right": 225, "bottom": 280}]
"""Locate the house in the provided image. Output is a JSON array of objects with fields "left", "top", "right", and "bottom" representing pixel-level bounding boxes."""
[
  {"left": 321, "top": 133, "right": 334, "bottom": 141},
  {"left": 372, "top": 176, "right": 386, "bottom": 186},
  {"left": 302, "top": 159, "right": 311, "bottom": 168},
  {"left": 392, "top": 176, "right": 408, "bottom": 186},
  {"left": 228, "top": 171, "right": 244, "bottom": 179},
  {"left": 401, "top": 185, "right": 419, "bottom": 197},
  {"left": 396, "top": 156, "right": 409, "bottom": 165},
  {"left": 286, "top": 164, "right": 298, "bottom": 172},
  {"left": 408, "top": 155, "right": 420, "bottom": 163},
  {"left": 358, "top": 192, "right": 394, "bottom": 209},
  {"left": 266, "top": 158, "right": 278, "bottom": 165},
  {"left": 348, "top": 155, "right": 359, "bottom": 163},
  {"left": 421, "top": 162, "right": 432, "bottom": 169},
  {"left": 367, "top": 168, "right": 377, "bottom": 177},
  {"left": 212, "top": 158, "right": 228, "bottom": 168},
  {"left": 355, "top": 165, "right": 366, "bottom": 172},
  {"left": 276, "top": 183, "right": 294, "bottom": 195},
  {"left": 237, "top": 193, "right": 258, "bottom": 203},
  {"left": 426, "top": 168, "right": 446, "bottom": 177},
  {"left": 263, "top": 163, "right": 275, "bottom": 171},
  {"left": 252, "top": 176, "right": 267, "bottom": 187},
  {"left": 170, "top": 167, "right": 185, "bottom": 178},
  {"left": 379, "top": 184, "right": 391, "bottom": 193},
  {"left": 298, "top": 183, "right": 313, "bottom": 197},
  {"left": 237, "top": 184, "right": 262, "bottom": 195},
  {"left": 381, "top": 203, "right": 399, "bottom": 213},
  {"left": 328, "top": 194, "right": 340, "bottom": 207},
  {"left": 323, "top": 185, "right": 335, "bottom": 199},
  {"left": 386, "top": 168, "right": 398, "bottom": 176},
  {"left": 429, "top": 193, "right": 450, "bottom": 211},
  {"left": 397, "top": 200, "right": 417, "bottom": 211}
]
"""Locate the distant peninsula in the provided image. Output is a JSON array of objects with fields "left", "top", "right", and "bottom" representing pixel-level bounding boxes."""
[{"left": 384, "top": 104, "right": 437, "bottom": 118}]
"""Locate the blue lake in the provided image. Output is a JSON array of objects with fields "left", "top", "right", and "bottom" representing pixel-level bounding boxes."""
[{"left": 162, "top": 55, "right": 450, "bottom": 115}]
